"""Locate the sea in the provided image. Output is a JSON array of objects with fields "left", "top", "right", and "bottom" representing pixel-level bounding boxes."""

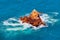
[{"left": 0, "top": 0, "right": 60, "bottom": 40}]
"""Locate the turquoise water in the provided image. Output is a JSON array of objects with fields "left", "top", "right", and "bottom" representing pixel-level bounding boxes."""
[{"left": 0, "top": 0, "right": 60, "bottom": 40}]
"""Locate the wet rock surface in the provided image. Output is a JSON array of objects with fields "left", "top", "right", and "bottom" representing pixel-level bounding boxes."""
[{"left": 20, "top": 9, "right": 45, "bottom": 27}]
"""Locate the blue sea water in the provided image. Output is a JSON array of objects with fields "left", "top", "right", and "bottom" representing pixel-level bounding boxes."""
[{"left": 0, "top": 0, "right": 60, "bottom": 40}]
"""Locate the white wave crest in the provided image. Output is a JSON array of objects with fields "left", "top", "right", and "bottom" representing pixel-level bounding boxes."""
[
  {"left": 40, "top": 13, "right": 58, "bottom": 23},
  {"left": 3, "top": 12, "right": 59, "bottom": 31}
]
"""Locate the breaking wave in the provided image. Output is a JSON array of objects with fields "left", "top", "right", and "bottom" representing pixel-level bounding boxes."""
[{"left": 2, "top": 12, "right": 59, "bottom": 31}]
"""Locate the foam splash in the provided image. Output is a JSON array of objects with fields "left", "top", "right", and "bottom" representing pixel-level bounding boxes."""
[
  {"left": 40, "top": 13, "right": 58, "bottom": 24},
  {"left": 3, "top": 12, "right": 59, "bottom": 31}
]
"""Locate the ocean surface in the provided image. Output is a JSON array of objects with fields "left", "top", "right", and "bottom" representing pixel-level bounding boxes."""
[{"left": 0, "top": 0, "right": 60, "bottom": 40}]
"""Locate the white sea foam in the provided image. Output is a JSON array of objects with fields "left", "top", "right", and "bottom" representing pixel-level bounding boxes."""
[
  {"left": 3, "top": 12, "right": 59, "bottom": 31},
  {"left": 40, "top": 13, "right": 58, "bottom": 23}
]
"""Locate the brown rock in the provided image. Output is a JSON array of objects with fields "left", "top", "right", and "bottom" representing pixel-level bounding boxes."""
[{"left": 20, "top": 9, "right": 45, "bottom": 27}]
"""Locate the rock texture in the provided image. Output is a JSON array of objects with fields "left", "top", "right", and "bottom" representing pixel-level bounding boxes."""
[{"left": 20, "top": 9, "right": 45, "bottom": 27}]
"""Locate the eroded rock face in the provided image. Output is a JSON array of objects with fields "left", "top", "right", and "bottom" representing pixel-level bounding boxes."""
[{"left": 20, "top": 9, "right": 45, "bottom": 27}]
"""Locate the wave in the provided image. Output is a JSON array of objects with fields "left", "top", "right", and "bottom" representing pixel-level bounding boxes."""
[{"left": 2, "top": 12, "right": 59, "bottom": 31}]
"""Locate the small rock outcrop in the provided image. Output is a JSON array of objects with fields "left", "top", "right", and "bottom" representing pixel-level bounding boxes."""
[{"left": 20, "top": 9, "right": 45, "bottom": 27}]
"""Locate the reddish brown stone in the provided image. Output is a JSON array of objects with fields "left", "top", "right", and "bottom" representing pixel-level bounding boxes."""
[{"left": 20, "top": 9, "right": 45, "bottom": 27}]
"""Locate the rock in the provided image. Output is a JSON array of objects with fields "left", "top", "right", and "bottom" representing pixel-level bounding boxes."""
[{"left": 20, "top": 9, "right": 45, "bottom": 27}]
